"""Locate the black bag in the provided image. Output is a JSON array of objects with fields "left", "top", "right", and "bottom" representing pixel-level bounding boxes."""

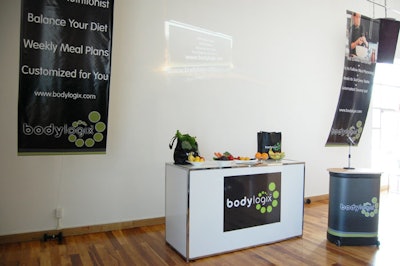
[
  {"left": 169, "top": 136, "right": 198, "bottom": 164},
  {"left": 257, "top": 131, "right": 281, "bottom": 153}
]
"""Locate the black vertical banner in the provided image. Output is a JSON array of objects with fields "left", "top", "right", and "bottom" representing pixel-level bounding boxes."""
[
  {"left": 326, "top": 11, "right": 379, "bottom": 145},
  {"left": 18, "top": 0, "right": 113, "bottom": 155}
]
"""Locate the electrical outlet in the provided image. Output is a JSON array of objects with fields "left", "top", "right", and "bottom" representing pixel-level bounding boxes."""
[{"left": 55, "top": 207, "right": 63, "bottom": 219}]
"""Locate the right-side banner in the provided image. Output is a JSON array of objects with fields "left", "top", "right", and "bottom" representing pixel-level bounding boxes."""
[{"left": 326, "top": 11, "right": 380, "bottom": 145}]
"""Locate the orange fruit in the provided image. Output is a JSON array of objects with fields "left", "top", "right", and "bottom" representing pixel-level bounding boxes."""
[
  {"left": 261, "top": 153, "right": 269, "bottom": 160},
  {"left": 255, "top": 152, "right": 262, "bottom": 159}
]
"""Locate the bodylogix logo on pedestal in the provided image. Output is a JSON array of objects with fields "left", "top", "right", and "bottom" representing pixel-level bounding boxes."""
[
  {"left": 22, "top": 111, "right": 106, "bottom": 148},
  {"left": 224, "top": 172, "right": 281, "bottom": 232},
  {"left": 340, "top": 197, "right": 379, "bottom": 218}
]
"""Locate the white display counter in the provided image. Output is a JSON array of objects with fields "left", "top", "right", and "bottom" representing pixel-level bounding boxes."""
[{"left": 165, "top": 160, "right": 305, "bottom": 261}]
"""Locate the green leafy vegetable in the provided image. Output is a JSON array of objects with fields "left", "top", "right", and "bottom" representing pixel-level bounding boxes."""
[{"left": 175, "top": 130, "right": 197, "bottom": 151}]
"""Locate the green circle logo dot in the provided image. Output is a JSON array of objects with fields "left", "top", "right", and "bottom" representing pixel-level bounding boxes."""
[
  {"left": 68, "top": 135, "right": 77, "bottom": 142},
  {"left": 88, "top": 111, "right": 101, "bottom": 123},
  {"left": 269, "top": 182, "right": 276, "bottom": 191},
  {"left": 93, "top": 133, "right": 104, "bottom": 142},
  {"left": 85, "top": 138, "right": 95, "bottom": 147},
  {"left": 95, "top": 122, "right": 106, "bottom": 133},
  {"left": 75, "top": 139, "right": 84, "bottom": 147}
]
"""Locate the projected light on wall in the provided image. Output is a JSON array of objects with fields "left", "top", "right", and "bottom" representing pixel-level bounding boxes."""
[{"left": 164, "top": 20, "right": 233, "bottom": 73}]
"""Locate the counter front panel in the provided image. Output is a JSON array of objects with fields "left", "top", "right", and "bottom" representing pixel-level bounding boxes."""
[{"left": 165, "top": 161, "right": 305, "bottom": 260}]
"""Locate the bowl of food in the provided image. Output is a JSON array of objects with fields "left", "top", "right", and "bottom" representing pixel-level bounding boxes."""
[
  {"left": 213, "top": 151, "right": 235, "bottom": 167},
  {"left": 215, "top": 160, "right": 235, "bottom": 167},
  {"left": 187, "top": 153, "right": 205, "bottom": 167},
  {"left": 268, "top": 150, "right": 285, "bottom": 161}
]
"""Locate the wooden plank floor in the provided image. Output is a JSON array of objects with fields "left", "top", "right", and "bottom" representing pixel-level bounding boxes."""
[{"left": 1, "top": 192, "right": 400, "bottom": 265}]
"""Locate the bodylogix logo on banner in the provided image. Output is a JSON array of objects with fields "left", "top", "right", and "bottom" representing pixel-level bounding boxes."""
[
  {"left": 22, "top": 111, "right": 106, "bottom": 149},
  {"left": 224, "top": 172, "right": 281, "bottom": 232},
  {"left": 340, "top": 197, "right": 379, "bottom": 218}
]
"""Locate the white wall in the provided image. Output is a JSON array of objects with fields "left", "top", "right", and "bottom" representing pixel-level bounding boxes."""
[{"left": 0, "top": 0, "right": 398, "bottom": 236}]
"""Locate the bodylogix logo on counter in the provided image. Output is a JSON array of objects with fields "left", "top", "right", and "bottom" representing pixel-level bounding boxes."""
[
  {"left": 224, "top": 172, "right": 281, "bottom": 232},
  {"left": 340, "top": 197, "right": 379, "bottom": 218},
  {"left": 226, "top": 182, "right": 280, "bottom": 214}
]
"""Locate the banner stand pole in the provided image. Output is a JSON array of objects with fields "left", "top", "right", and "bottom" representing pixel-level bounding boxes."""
[{"left": 344, "top": 136, "right": 355, "bottom": 170}]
